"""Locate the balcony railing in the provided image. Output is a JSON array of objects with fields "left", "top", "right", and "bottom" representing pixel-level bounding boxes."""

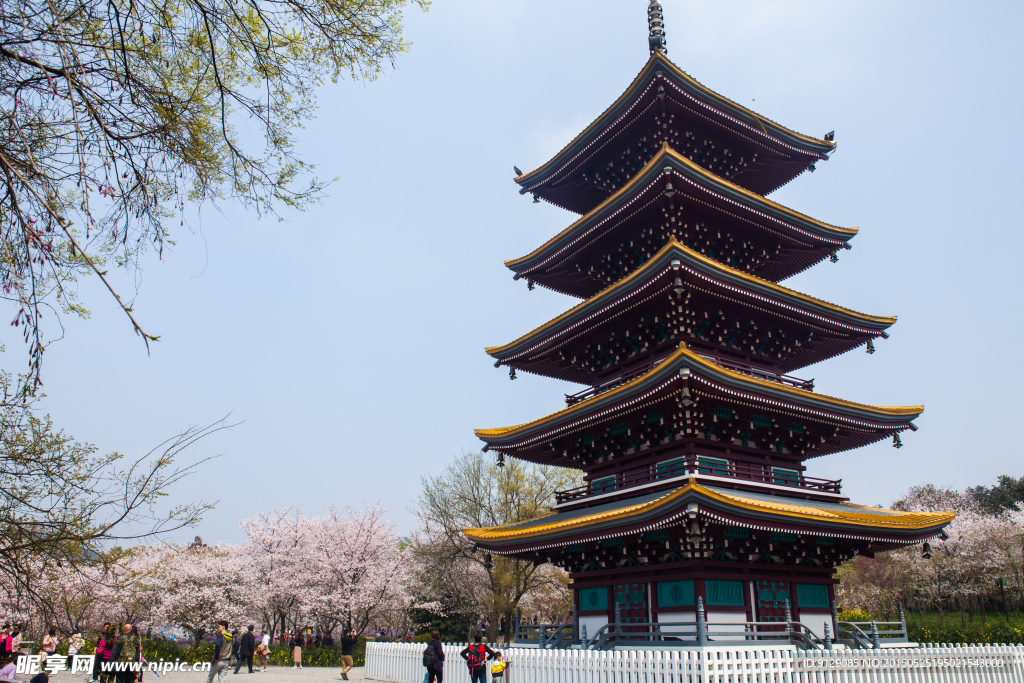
[
  {"left": 554, "top": 455, "right": 841, "bottom": 505},
  {"left": 564, "top": 354, "right": 813, "bottom": 406},
  {"left": 697, "top": 354, "right": 814, "bottom": 391}
]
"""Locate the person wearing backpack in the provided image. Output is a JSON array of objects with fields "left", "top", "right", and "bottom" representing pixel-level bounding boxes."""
[
  {"left": 422, "top": 631, "right": 445, "bottom": 683},
  {"left": 459, "top": 635, "right": 497, "bottom": 683}
]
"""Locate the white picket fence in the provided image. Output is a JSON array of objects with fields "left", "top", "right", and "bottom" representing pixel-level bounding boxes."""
[{"left": 365, "top": 641, "right": 1024, "bottom": 683}]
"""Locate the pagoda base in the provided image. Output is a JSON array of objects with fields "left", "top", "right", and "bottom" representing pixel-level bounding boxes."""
[{"left": 572, "top": 560, "right": 837, "bottom": 643}]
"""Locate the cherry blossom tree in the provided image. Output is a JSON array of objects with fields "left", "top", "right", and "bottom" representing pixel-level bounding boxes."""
[{"left": 149, "top": 543, "right": 260, "bottom": 644}]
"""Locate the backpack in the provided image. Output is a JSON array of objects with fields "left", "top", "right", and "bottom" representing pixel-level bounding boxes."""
[
  {"left": 422, "top": 643, "right": 436, "bottom": 669},
  {"left": 465, "top": 644, "right": 485, "bottom": 669}
]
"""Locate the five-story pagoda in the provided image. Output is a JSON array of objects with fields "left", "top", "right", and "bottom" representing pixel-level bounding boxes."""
[{"left": 465, "top": 3, "right": 953, "bottom": 641}]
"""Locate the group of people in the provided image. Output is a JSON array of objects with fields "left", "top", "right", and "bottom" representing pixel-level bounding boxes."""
[
  {"left": 206, "top": 622, "right": 360, "bottom": 682},
  {"left": 422, "top": 633, "right": 511, "bottom": 683},
  {"left": 0, "top": 622, "right": 145, "bottom": 683}
]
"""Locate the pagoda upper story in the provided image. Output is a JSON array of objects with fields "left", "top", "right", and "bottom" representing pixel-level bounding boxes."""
[
  {"left": 508, "top": 145, "right": 855, "bottom": 297},
  {"left": 514, "top": 54, "right": 835, "bottom": 215},
  {"left": 489, "top": 240, "right": 894, "bottom": 386}
]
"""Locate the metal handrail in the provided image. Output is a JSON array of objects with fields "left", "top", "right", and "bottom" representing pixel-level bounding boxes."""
[
  {"left": 838, "top": 620, "right": 909, "bottom": 648},
  {"left": 555, "top": 455, "right": 841, "bottom": 504},
  {"left": 514, "top": 623, "right": 574, "bottom": 649},
  {"left": 581, "top": 620, "right": 828, "bottom": 651}
]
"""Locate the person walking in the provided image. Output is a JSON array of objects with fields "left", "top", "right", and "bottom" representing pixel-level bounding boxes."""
[
  {"left": 322, "top": 632, "right": 333, "bottom": 648},
  {"left": 289, "top": 634, "right": 302, "bottom": 669},
  {"left": 67, "top": 631, "right": 84, "bottom": 671},
  {"left": 233, "top": 625, "right": 255, "bottom": 674},
  {"left": 127, "top": 625, "right": 143, "bottom": 683},
  {"left": 423, "top": 631, "right": 444, "bottom": 683},
  {"left": 95, "top": 624, "right": 116, "bottom": 683},
  {"left": 0, "top": 625, "right": 9, "bottom": 657},
  {"left": 40, "top": 627, "right": 58, "bottom": 671},
  {"left": 9, "top": 627, "right": 20, "bottom": 658},
  {"left": 207, "top": 621, "right": 233, "bottom": 683},
  {"left": 459, "top": 635, "right": 496, "bottom": 683},
  {"left": 338, "top": 630, "right": 357, "bottom": 681},
  {"left": 91, "top": 624, "right": 110, "bottom": 683},
  {"left": 111, "top": 624, "right": 137, "bottom": 683},
  {"left": 254, "top": 640, "right": 269, "bottom": 672}
]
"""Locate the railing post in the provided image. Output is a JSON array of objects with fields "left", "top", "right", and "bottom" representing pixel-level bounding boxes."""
[
  {"left": 515, "top": 607, "right": 521, "bottom": 643},
  {"left": 831, "top": 601, "right": 840, "bottom": 640},
  {"left": 696, "top": 596, "right": 707, "bottom": 647},
  {"left": 898, "top": 601, "right": 907, "bottom": 635},
  {"left": 539, "top": 624, "right": 546, "bottom": 649},
  {"left": 573, "top": 603, "right": 580, "bottom": 643},
  {"left": 870, "top": 620, "right": 880, "bottom": 649},
  {"left": 581, "top": 623, "right": 587, "bottom": 643},
  {"left": 823, "top": 621, "right": 832, "bottom": 651},
  {"left": 784, "top": 598, "right": 793, "bottom": 642}
]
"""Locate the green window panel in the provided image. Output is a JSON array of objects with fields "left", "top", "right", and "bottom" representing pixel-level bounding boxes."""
[
  {"left": 816, "top": 536, "right": 836, "bottom": 546},
  {"left": 714, "top": 407, "right": 735, "bottom": 420},
  {"left": 644, "top": 410, "right": 663, "bottom": 424},
  {"left": 725, "top": 527, "right": 751, "bottom": 539},
  {"left": 771, "top": 531, "right": 798, "bottom": 542},
  {"left": 657, "top": 580, "right": 695, "bottom": 608},
  {"left": 697, "top": 456, "right": 729, "bottom": 475},
  {"left": 788, "top": 423, "right": 805, "bottom": 434},
  {"left": 796, "top": 583, "right": 830, "bottom": 608},
  {"left": 656, "top": 457, "right": 687, "bottom": 479},
  {"left": 706, "top": 580, "right": 745, "bottom": 606},
  {"left": 592, "top": 476, "right": 616, "bottom": 493},
  {"left": 565, "top": 544, "right": 584, "bottom": 553},
  {"left": 579, "top": 588, "right": 607, "bottom": 611},
  {"left": 772, "top": 467, "right": 800, "bottom": 486},
  {"left": 751, "top": 415, "right": 773, "bottom": 428},
  {"left": 600, "top": 537, "right": 625, "bottom": 548},
  {"left": 643, "top": 529, "right": 667, "bottom": 541}
]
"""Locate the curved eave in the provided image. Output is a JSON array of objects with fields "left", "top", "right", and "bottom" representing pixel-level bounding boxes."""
[
  {"left": 506, "top": 144, "right": 855, "bottom": 279},
  {"left": 515, "top": 54, "right": 834, "bottom": 191},
  {"left": 465, "top": 481, "right": 952, "bottom": 550},
  {"left": 476, "top": 343, "right": 921, "bottom": 445},
  {"left": 488, "top": 239, "right": 894, "bottom": 366}
]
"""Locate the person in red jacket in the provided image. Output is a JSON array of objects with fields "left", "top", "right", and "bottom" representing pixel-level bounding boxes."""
[
  {"left": 459, "top": 635, "right": 497, "bottom": 683},
  {"left": 90, "top": 623, "right": 111, "bottom": 683}
]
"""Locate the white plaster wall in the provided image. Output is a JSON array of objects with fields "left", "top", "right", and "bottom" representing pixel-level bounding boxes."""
[
  {"left": 706, "top": 610, "right": 748, "bottom": 635},
  {"left": 654, "top": 610, "right": 697, "bottom": 639},
  {"left": 578, "top": 615, "right": 608, "bottom": 640}
]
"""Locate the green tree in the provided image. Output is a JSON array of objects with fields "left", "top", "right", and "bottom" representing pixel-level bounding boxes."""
[
  {"left": 413, "top": 451, "right": 580, "bottom": 644},
  {"left": 0, "top": 370, "right": 220, "bottom": 604},
  {"left": 966, "top": 476, "right": 1024, "bottom": 515},
  {"left": 0, "top": 0, "right": 428, "bottom": 384}
]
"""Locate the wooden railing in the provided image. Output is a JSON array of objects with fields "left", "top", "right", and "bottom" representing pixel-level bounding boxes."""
[
  {"left": 554, "top": 455, "right": 841, "bottom": 505},
  {"left": 564, "top": 354, "right": 813, "bottom": 406}
]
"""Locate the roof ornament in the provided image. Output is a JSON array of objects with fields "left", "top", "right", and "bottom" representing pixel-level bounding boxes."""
[{"left": 648, "top": 0, "right": 667, "bottom": 55}]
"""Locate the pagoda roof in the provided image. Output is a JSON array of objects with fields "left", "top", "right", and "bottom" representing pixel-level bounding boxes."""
[
  {"left": 515, "top": 54, "right": 835, "bottom": 212},
  {"left": 477, "top": 344, "right": 922, "bottom": 463},
  {"left": 464, "top": 480, "right": 952, "bottom": 554},
  {"left": 488, "top": 239, "right": 894, "bottom": 380},
  {"left": 507, "top": 144, "right": 856, "bottom": 294}
]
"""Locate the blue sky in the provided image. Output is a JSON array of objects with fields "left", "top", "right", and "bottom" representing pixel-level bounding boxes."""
[{"left": 31, "top": 0, "right": 1024, "bottom": 542}]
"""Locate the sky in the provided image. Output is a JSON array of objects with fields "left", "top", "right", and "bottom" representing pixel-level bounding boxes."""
[{"left": 25, "top": 0, "right": 1024, "bottom": 544}]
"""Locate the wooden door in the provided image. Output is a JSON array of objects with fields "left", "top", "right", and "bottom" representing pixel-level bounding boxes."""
[
  {"left": 756, "top": 580, "right": 790, "bottom": 638},
  {"left": 613, "top": 583, "right": 649, "bottom": 640}
]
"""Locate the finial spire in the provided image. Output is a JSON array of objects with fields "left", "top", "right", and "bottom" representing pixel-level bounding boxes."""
[{"left": 648, "top": 1, "right": 667, "bottom": 55}]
